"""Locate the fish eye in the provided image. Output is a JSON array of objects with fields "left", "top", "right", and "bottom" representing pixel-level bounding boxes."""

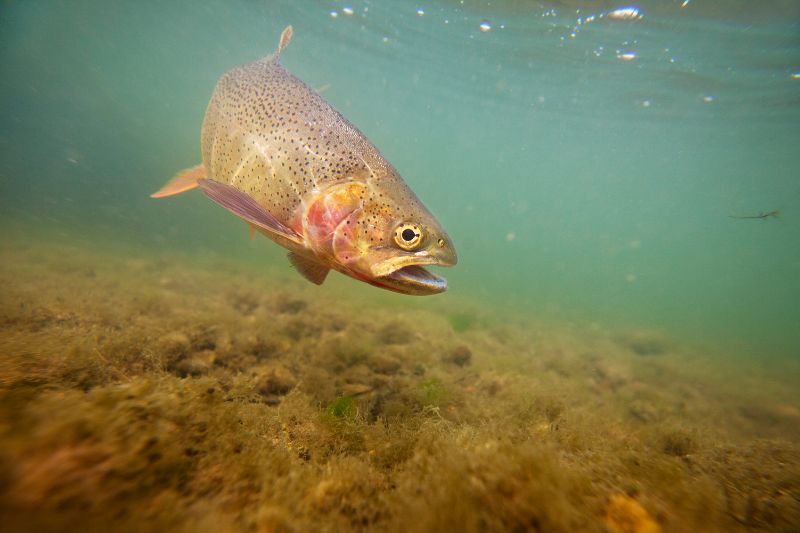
[{"left": 394, "top": 223, "right": 423, "bottom": 250}]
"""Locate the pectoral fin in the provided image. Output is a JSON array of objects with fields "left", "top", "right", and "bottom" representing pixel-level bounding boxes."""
[
  {"left": 150, "top": 165, "right": 205, "bottom": 198},
  {"left": 197, "top": 179, "right": 302, "bottom": 245},
  {"left": 288, "top": 252, "right": 329, "bottom": 285}
]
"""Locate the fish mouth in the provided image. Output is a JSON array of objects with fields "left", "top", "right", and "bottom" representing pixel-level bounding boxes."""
[
  {"left": 367, "top": 251, "right": 455, "bottom": 296},
  {"left": 378, "top": 265, "right": 448, "bottom": 295}
]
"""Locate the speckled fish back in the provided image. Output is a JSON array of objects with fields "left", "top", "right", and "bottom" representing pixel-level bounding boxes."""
[{"left": 200, "top": 53, "right": 420, "bottom": 226}]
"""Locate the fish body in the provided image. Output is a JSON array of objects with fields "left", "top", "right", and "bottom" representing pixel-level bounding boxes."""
[{"left": 153, "top": 27, "right": 456, "bottom": 295}]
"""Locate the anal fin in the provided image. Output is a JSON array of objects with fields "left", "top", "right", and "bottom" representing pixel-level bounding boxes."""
[
  {"left": 151, "top": 164, "right": 205, "bottom": 198},
  {"left": 288, "top": 252, "right": 329, "bottom": 285}
]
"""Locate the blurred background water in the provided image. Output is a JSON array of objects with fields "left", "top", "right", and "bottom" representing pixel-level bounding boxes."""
[{"left": 1, "top": 0, "right": 798, "bottom": 356}]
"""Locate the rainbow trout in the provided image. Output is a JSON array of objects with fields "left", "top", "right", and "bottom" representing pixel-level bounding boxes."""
[{"left": 152, "top": 26, "right": 456, "bottom": 295}]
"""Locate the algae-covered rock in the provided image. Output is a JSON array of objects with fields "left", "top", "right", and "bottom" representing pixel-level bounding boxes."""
[
  {"left": 367, "top": 353, "right": 401, "bottom": 375},
  {"left": 256, "top": 364, "right": 297, "bottom": 397},
  {"left": 442, "top": 345, "right": 472, "bottom": 366},
  {"left": 2, "top": 237, "right": 800, "bottom": 533},
  {"left": 156, "top": 332, "right": 191, "bottom": 366}
]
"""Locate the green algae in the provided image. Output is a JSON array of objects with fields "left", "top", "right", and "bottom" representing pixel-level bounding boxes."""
[
  {"left": 326, "top": 396, "right": 357, "bottom": 419},
  {"left": 0, "top": 235, "right": 799, "bottom": 532},
  {"left": 447, "top": 312, "right": 475, "bottom": 332}
]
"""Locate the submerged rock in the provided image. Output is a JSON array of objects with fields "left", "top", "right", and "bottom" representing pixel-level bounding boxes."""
[
  {"left": 367, "top": 353, "right": 401, "bottom": 375},
  {"left": 155, "top": 332, "right": 191, "bottom": 367},
  {"left": 256, "top": 364, "right": 297, "bottom": 396},
  {"left": 275, "top": 294, "right": 307, "bottom": 314},
  {"left": 442, "top": 345, "right": 472, "bottom": 366},
  {"left": 377, "top": 323, "right": 410, "bottom": 345},
  {"left": 604, "top": 494, "right": 661, "bottom": 533}
]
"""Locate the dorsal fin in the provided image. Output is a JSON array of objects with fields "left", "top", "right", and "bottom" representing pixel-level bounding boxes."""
[{"left": 274, "top": 26, "right": 293, "bottom": 61}]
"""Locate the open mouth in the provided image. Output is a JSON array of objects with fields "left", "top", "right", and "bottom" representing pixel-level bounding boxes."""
[{"left": 380, "top": 265, "right": 447, "bottom": 295}]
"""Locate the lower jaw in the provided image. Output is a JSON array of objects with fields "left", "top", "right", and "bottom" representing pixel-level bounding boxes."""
[{"left": 378, "top": 265, "right": 447, "bottom": 295}]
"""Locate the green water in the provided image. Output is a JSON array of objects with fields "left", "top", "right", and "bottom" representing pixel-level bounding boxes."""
[{"left": 1, "top": 1, "right": 799, "bottom": 356}]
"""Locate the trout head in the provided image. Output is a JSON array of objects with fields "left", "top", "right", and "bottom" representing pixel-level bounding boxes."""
[{"left": 302, "top": 180, "right": 457, "bottom": 295}]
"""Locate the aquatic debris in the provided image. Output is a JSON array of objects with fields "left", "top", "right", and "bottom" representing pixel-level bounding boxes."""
[
  {"left": 729, "top": 209, "right": 779, "bottom": 220},
  {"left": 604, "top": 494, "right": 661, "bottom": 533},
  {"left": 479, "top": 20, "right": 492, "bottom": 32},
  {"left": 151, "top": 26, "right": 457, "bottom": 295}
]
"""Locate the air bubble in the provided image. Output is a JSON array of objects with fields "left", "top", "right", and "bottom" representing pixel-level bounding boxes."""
[{"left": 607, "top": 7, "right": 643, "bottom": 20}]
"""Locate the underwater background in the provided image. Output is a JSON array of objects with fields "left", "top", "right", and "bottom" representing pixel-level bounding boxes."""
[
  {"left": 2, "top": 0, "right": 799, "bottom": 355},
  {"left": 1, "top": 1, "right": 800, "bottom": 531}
]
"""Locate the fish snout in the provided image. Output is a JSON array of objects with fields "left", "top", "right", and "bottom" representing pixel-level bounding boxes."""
[{"left": 431, "top": 237, "right": 458, "bottom": 267}]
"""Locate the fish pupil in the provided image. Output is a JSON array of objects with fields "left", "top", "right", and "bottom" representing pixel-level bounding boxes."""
[{"left": 402, "top": 229, "right": 416, "bottom": 241}]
